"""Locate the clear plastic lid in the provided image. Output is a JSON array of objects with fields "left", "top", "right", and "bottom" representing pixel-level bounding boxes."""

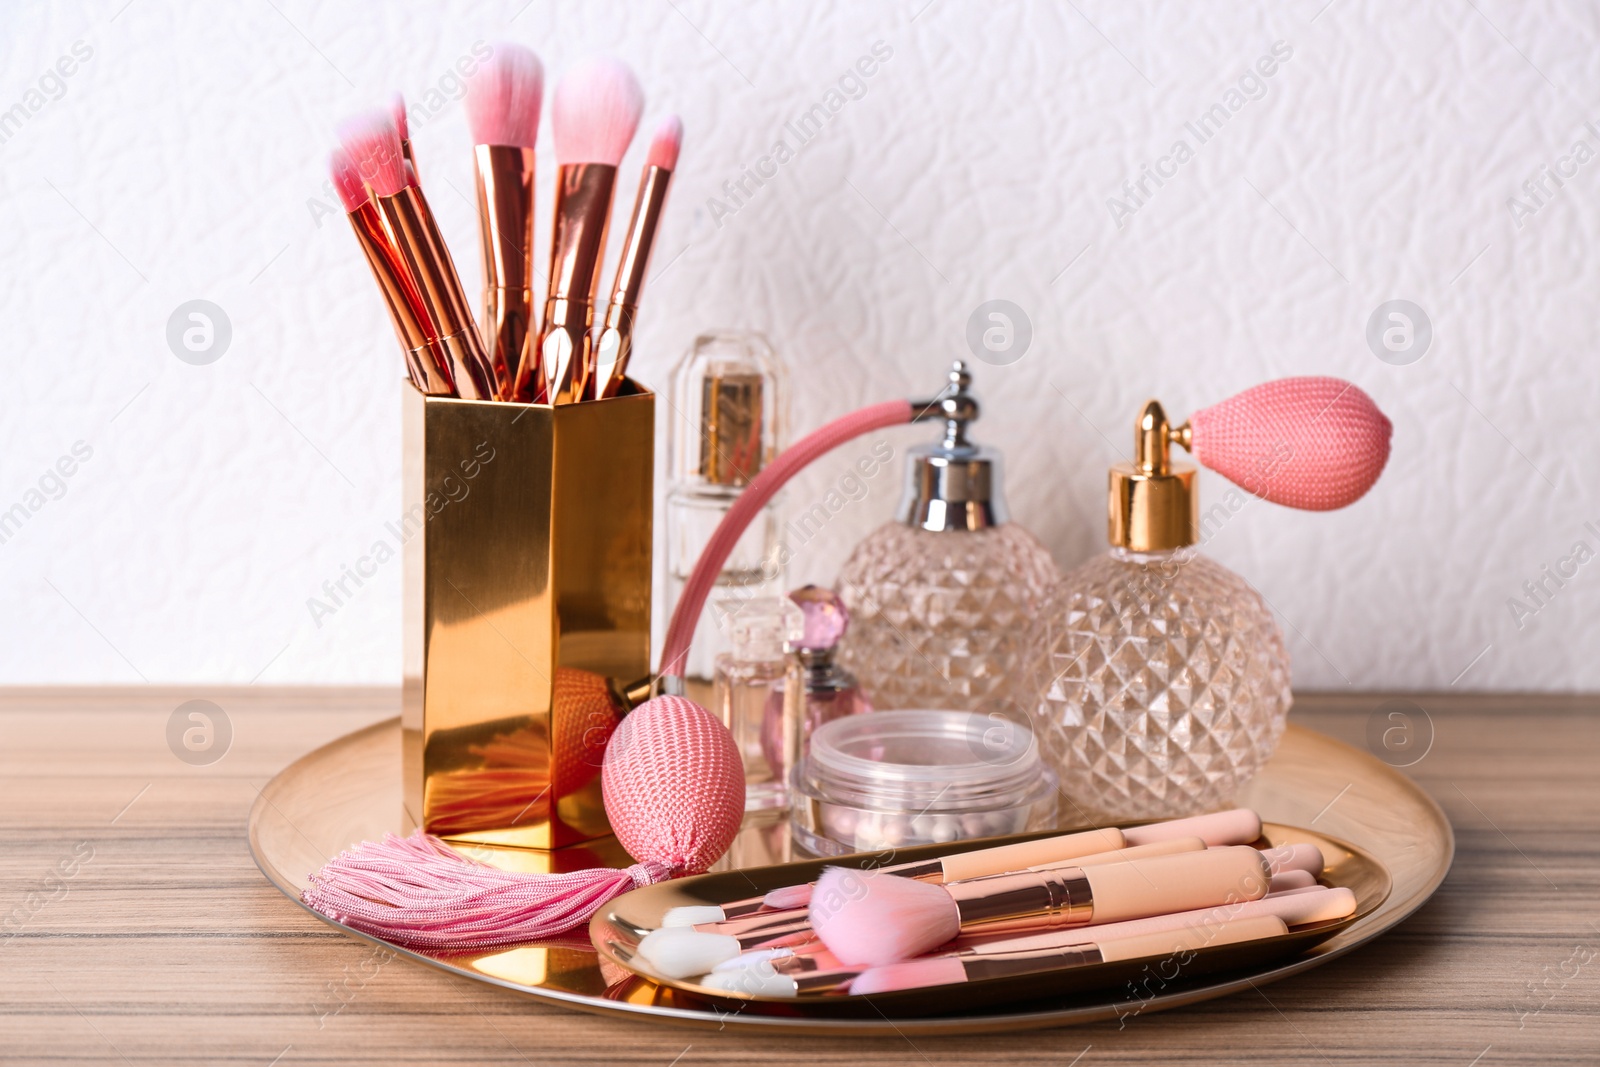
[{"left": 802, "top": 709, "right": 1044, "bottom": 811}]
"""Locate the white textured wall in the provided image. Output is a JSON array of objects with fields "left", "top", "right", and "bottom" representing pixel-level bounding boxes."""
[{"left": 2, "top": 0, "right": 1596, "bottom": 690}]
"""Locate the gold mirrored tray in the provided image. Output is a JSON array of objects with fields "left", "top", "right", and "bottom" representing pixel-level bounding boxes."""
[{"left": 249, "top": 718, "right": 1453, "bottom": 1034}]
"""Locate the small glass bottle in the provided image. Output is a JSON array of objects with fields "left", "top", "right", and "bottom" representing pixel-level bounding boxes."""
[
  {"left": 1024, "top": 400, "right": 1292, "bottom": 821},
  {"left": 711, "top": 595, "right": 803, "bottom": 811},
  {"left": 759, "top": 586, "right": 872, "bottom": 794},
  {"left": 836, "top": 361, "right": 1058, "bottom": 720},
  {"left": 666, "top": 331, "right": 787, "bottom": 703}
]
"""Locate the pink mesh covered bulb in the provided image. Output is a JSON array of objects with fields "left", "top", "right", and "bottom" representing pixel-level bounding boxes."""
[
  {"left": 602, "top": 695, "right": 745, "bottom": 873},
  {"left": 1188, "top": 376, "right": 1392, "bottom": 511}
]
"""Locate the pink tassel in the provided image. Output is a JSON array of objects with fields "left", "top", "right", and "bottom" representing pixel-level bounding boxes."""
[{"left": 302, "top": 830, "right": 671, "bottom": 952}]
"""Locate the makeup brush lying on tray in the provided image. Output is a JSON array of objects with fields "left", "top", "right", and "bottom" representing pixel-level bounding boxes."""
[
  {"left": 643, "top": 857, "right": 1356, "bottom": 991},
  {"left": 694, "top": 884, "right": 1355, "bottom": 995},
  {"left": 704, "top": 807, "right": 1266, "bottom": 921}
]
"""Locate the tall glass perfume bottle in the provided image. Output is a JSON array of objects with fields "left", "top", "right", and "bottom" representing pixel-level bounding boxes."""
[
  {"left": 760, "top": 586, "right": 872, "bottom": 794},
  {"left": 666, "top": 331, "right": 787, "bottom": 703},
  {"left": 711, "top": 594, "right": 803, "bottom": 811},
  {"left": 836, "top": 362, "right": 1058, "bottom": 719},
  {"left": 1024, "top": 400, "right": 1292, "bottom": 821}
]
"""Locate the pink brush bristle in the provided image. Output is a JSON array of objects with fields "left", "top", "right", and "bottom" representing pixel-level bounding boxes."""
[
  {"left": 328, "top": 148, "right": 368, "bottom": 213},
  {"left": 552, "top": 56, "right": 644, "bottom": 165},
  {"left": 1189, "top": 377, "right": 1392, "bottom": 511},
  {"left": 763, "top": 883, "right": 812, "bottom": 910},
  {"left": 646, "top": 114, "right": 682, "bottom": 170},
  {"left": 465, "top": 42, "right": 544, "bottom": 148},
  {"left": 389, "top": 91, "right": 409, "bottom": 142},
  {"left": 809, "top": 868, "right": 959, "bottom": 968},
  {"left": 848, "top": 956, "right": 966, "bottom": 996},
  {"left": 337, "top": 111, "right": 411, "bottom": 198}
]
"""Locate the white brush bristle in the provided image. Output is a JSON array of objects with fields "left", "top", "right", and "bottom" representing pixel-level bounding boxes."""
[
  {"left": 336, "top": 111, "right": 410, "bottom": 198},
  {"left": 389, "top": 91, "right": 409, "bottom": 141},
  {"left": 465, "top": 42, "right": 544, "bottom": 148},
  {"left": 646, "top": 114, "right": 682, "bottom": 170},
  {"left": 809, "top": 868, "right": 959, "bottom": 968},
  {"left": 328, "top": 148, "right": 368, "bottom": 213},
  {"left": 635, "top": 928, "right": 741, "bottom": 979},
  {"left": 702, "top": 965, "right": 798, "bottom": 997},
  {"left": 552, "top": 56, "right": 643, "bottom": 165}
]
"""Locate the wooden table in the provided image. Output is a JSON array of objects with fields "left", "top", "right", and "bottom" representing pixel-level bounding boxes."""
[{"left": 1, "top": 689, "right": 1595, "bottom": 1065}]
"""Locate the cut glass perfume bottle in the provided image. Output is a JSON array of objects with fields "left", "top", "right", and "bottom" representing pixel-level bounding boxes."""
[
  {"left": 837, "top": 362, "right": 1058, "bottom": 718},
  {"left": 1025, "top": 400, "right": 1291, "bottom": 820}
]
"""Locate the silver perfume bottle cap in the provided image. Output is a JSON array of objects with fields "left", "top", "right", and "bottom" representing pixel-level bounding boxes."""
[{"left": 898, "top": 361, "right": 1010, "bottom": 532}]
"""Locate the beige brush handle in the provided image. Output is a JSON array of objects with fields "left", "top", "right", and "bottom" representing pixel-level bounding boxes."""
[
  {"left": 1083, "top": 845, "right": 1270, "bottom": 924},
  {"left": 1029, "top": 836, "right": 1204, "bottom": 872},
  {"left": 1096, "top": 915, "right": 1288, "bottom": 963},
  {"left": 1121, "top": 808, "right": 1262, "bottom": 848},
  {"left": 936, "top": 827, "right": 1124, "bottom": 883}
]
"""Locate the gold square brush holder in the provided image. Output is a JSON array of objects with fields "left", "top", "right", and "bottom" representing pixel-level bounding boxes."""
[{"left": 401, "top": 379, "right": 653, "bottom": 854}]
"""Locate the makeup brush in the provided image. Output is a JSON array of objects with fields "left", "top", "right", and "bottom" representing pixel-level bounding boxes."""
[
  {"left": 847, "top": 916, "right": 1290, "bottom": 996},
  {"left": 809, "top": 845, "right": 1271, "bottom": 967},
  {"left": 465, "top": 43, "right": 543, "bottom": 400},
  {"left": 701, "top": 885, "right": 1355, "bottom": 996},
  {"left": 339, "top": 111, "right": 497, "bottom": 400},
  {"left": 589, "top": 114, "right": 681, "bottom": 400},
  {"left": 720, "top": 808, "right": 1263, "bottom": 920},
  {"left": 688, "top": 840, "right": 1209, "bottom": 970},
  {"left": 514, "top": 56, "right": 643, "bottom": 404},
  {"left": 329, "top": 147, "right": 452, "bottom": 395},
  {"left": 391, "top": 92, "right": 414, "bottom": 167},
  {"left": 691, "top": 837, "right": 1207, "bottom": 943}
]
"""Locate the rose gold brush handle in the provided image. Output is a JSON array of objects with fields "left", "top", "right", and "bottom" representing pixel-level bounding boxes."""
[
  {"left": 474, "top": 144, "right": 537, "bottom": 401},
  {"left": 347, "top": 202, "right": 453, "bottom": 395},
  {"left": 517, "top": 163, "right": 617, "bottom": 404},
  {"left": 376, "top": 185, "right": 497, "bottom": 401},
  {"left": 591, "top": 162, "right": 671, "bottom": 399}
]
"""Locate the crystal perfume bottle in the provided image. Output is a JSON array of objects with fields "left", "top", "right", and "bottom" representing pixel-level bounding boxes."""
[
  {"left": 711, "top": 595, "right": 803, "bottom": 810},
  {"left": 666, "top": 331, "right": 787, "bottom": 701},
  {"left": 1025, "top": 400, "right": 1293, "bottom": 821},
  {"left": 836, "top": 362, "right": 1058, "bottom": 719},
  {"left": 760, "top": 586, "right": 872, "bottom": 792}
]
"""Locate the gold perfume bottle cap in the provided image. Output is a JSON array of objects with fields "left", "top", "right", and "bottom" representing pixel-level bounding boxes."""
[{"left": 1108, "top": 400, "right": 1198, "bottom": 552}]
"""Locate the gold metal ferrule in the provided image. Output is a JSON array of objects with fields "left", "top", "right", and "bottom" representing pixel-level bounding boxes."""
[
  {"left": 590, "top": 306, "right": 635, "bottom": 402},
  {"left": 589, "top": 164, "right": 672, "bottom": 400},
  {"left": 434, "top": 332, "right": 497, "bottom": 407},
  {"left": 942, "top": 867, "right": 1095, "bottom": 937},
  {"left": 706, "top": 910, "right": 812, "bottom": 946},
  {"left": 515, "top": 163, "right": 618, "bottom": 404},
  {"left": 1108, "top": 400, "right": 1198, "bottom": 552},
  {"left": 881, "top": 858, "right": 949, "bottom": 881},
  {"left": 473, "top": 144, "right": 538, "bottom": 400},
  {"left": 791, "top": 969, "right": 859, "bottom": 995},
  {"left": 376, "top": 185, "right": 496, "bottom": 400},
  {"left": 955, "top": 945, "right": 1102, "bottom": 982}
]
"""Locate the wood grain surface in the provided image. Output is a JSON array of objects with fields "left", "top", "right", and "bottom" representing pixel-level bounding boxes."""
[{"left": 0, "top": 688, "right": 1595, "bottom": 1065}]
